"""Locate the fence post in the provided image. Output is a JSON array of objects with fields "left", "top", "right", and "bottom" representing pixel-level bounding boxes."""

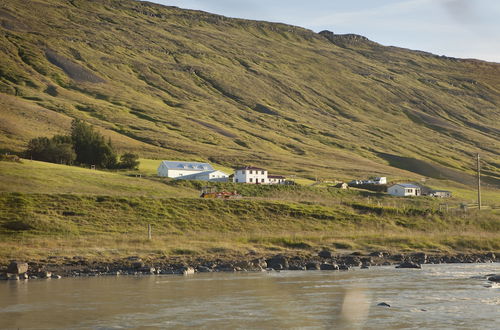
[{"left": 148, "top": 224, "right": 152, "bottom": 240}]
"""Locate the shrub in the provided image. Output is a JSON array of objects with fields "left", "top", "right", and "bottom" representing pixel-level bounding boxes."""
[{"left": 119, "top": 152, "right": 140, "bottom": 169}]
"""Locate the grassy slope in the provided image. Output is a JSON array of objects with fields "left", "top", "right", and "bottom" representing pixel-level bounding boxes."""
[
  {"left": 0, "top": 0, "right": 498, "bottom": 185},
  {"left": 0, "top": 159, "right": 196, "bottom": 197},
  {"left": 0, "top": 160, "right": 498, "bottom": 263}
]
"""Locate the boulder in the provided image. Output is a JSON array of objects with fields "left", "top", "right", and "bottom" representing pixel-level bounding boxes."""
[
  {"left": 485, "top": 252, "right": 496, "bottom": 260},
  {"left": 215, "top": 263, "right": 235, "bottom": 272},
  {"left": 338, "top": 264, "right": 350, "bottom": 271},
  {"left": 396, "top": 261, "right": 421, "bottom": 269},
  {"left": 40, "top": 271, "right": 52, "bottom": 278},
  {"left": 7, "top": 261, "right": 28, "bottom": 275},
  {"left": 487, "top": 275, "right": 500, "bottom": 283},
  {"left": 140, "top": 267, "right": 156, "bottom": 274},
  {"left": 377, "top": 302, "right": 391, "bottom": 307},
  {"left": 196, "top": 266, "right": 212, "bottom": 273},
  {"left": 411, "top": 252, "right": 427, "bottom": 264},
  {"left": 7, "top": 274, "right": 19, "bottom": 280},
  {"left": 132, "top": 261, "right": 145, "bottom": 269},
  {"left": 181, "top": 267, "right": 195, "bottom": 275},
  {"left": 369, "top": 251, "right": 384, "bottom": 258},
  {"left": 320, "top": 263, "right": 339, "bottom": 270},
  {"left": 289, "top": 265, "right": 306, "bottom": 271},
  {"left": 306, "top": 262, "right": 321, "bottom": 270},
  {"left": 318, "top": 250, "right": 333, "bottom": 259},
  {"left": 344, "top": 256, "right": 362, "bottom": 267},
  {"left": 251, "top": 258, "right": 268, "bottom": 269},
  {"left": 266, "top": 255, "right": 289, "bottom": 270}
]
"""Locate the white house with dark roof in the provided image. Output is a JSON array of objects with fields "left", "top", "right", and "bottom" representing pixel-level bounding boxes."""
[
  {"left": 387, "top": 183, "right": 421, "bottom": 197},
  {"left": 233, "top": 166, "right": 268, "bottom": 184},
  {"left": 157, "top": 161, "right": 214, "bottom": 178}
]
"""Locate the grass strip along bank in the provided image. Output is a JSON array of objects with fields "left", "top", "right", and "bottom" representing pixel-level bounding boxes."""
[{"left": 1, "top": 192, "right": 498, "bottom": 264}]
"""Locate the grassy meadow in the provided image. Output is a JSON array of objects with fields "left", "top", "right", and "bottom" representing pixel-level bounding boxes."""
[{"left": 0, "top": 159, "right": 498, "bottom": 264}]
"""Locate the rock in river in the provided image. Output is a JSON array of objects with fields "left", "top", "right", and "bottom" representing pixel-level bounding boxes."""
[
  {"left": 266, "top": 255, "right": 289, "bottom": 270},
  {"left": 396, "top": 261, "right": 421, "bottom": 269},
  {"left": 320, "top": 263, "right": 339, "bottom": 270},
  {"left": 7, "top": 261, "right": 29, "bottom": 274},
  {"left": 306, "top": 262, "right": 321, "bottom": 270},
  {"left": 487, "top": 275, "right": 500, "bottom": 283},
  {"left": 181, "top": 267, "right": 195, "bottom": 275}
]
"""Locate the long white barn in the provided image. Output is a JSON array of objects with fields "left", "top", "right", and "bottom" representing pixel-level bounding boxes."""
[
  {"left": 175, "top": 170, "right": 229, "bottom": 182},
  {"left": 157, "top": 161, "right": 214, "bottom": 178}
]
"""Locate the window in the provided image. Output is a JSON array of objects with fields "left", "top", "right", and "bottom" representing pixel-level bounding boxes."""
[
  {"left": 261, "top": 171, "right": 265, "bottom": 175},
  {"left": 261, "top": 178, "right": 265, "bottom": 183},
  {"left": 236, "top": 179, "right": 239, "bottom": 182},
  {"left": 250, "top": 170, "right": 253, "bottom": 174},
  {"left": 249, "top": 178, "right": 253, "bottom": 183}
]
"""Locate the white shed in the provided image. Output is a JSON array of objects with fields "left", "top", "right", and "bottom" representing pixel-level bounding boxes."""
[
  {"left": 233, "top": 166, "right": 268, "bottom": 184},
  {"left": 157, "top": 161, "right": 214, "bottom": 178},
  {"left": 373, "top": 177, "right": 387, "bottom": 185},
  {"left": 387, "top": 183, "right": 421, "bottom": 197},
  {"left": 268, "top": 175, "right": 286, "bottom": 185}
]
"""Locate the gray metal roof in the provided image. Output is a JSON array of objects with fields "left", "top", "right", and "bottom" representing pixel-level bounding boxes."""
[
  {"left": 160, "top": 161, "right": 214, "bottom": 171},
  {"left": 392, "top": 183, "right": 420, "bottom": 189}
]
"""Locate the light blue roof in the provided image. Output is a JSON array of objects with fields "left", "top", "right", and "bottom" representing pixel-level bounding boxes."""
[{"left": 159, "top": 161, "right": 214, "bottom": 171}]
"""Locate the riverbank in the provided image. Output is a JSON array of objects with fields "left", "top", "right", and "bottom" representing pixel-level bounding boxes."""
[{"left": 1, "top": 250, "right": 498, "bottom": 279}]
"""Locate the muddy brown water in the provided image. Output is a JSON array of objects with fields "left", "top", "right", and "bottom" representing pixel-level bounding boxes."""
[{"left": 0, "top": 264, "right": 498, "bottom": 329}]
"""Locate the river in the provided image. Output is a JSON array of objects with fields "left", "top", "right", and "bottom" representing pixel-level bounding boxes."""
[{"left": 1, "top": 263, "right": 498, "bottom": 329}]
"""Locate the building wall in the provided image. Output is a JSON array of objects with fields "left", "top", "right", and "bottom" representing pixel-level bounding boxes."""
[
  {"left": 269, "top": 178, "right": 285, "bottom": 184},
  {"left": 158, "top": 164, "right": 204, "bottom": 178},
  {"left": 388, "top": 186, "right": 405, "bottom": 196},
  {"left": 174, "top": 170, "right": 229, "bottom": 182},
  {"left": 234, "top": 169, "right": 268, "bottom": 184},
  {"left": 388, "top": 185, "right": 421, "bottom": 196}
]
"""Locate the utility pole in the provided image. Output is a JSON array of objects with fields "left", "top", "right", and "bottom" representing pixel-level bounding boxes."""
[{"left": 477, "top": 153, "right": 481, "bottom": 210}]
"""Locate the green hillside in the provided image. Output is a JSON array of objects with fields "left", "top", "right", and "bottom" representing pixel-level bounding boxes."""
[
  {"left": 0, "top": 0, "right": 499, "bottom": 185},
  {"left": 1, "top": 159, "right": 499, "bottom": 263}
]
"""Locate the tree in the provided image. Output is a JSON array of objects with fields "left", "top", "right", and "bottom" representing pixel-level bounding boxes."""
[
  {"left": 70, "top": 119, "right": 117, "bottom": 168},
  {"left": 119, "top": 152, "right": 140, "bottom": 169},
  {"left": 26, "top": 135, "right": 75, "bottom": 164}
]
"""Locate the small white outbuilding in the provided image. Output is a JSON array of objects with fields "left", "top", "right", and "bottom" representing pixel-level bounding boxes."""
[{"left": 387, "top": 183, "right": 421, "bottom": 197}]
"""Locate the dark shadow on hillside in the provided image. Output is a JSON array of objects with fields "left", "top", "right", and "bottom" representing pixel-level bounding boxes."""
[
  {"left": 377, "top": 153, "right": 500, "bottom": 188},
  {"left": 45, "top": 49, "right": 105, "bottom": 83}
]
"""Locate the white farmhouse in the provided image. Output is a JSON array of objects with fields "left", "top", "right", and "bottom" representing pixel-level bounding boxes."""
[
  {"left": 233, "top": 166, "right": 268, "bottom": 184},
  {"left": 175, "top": 170, "right": 229, "bottom": 182},
  {"left": 387, "top": 183, "right": 421, "bottom": 197},
  {"left": 157, "top": 161, "right": 214, "bottom": 178}
]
